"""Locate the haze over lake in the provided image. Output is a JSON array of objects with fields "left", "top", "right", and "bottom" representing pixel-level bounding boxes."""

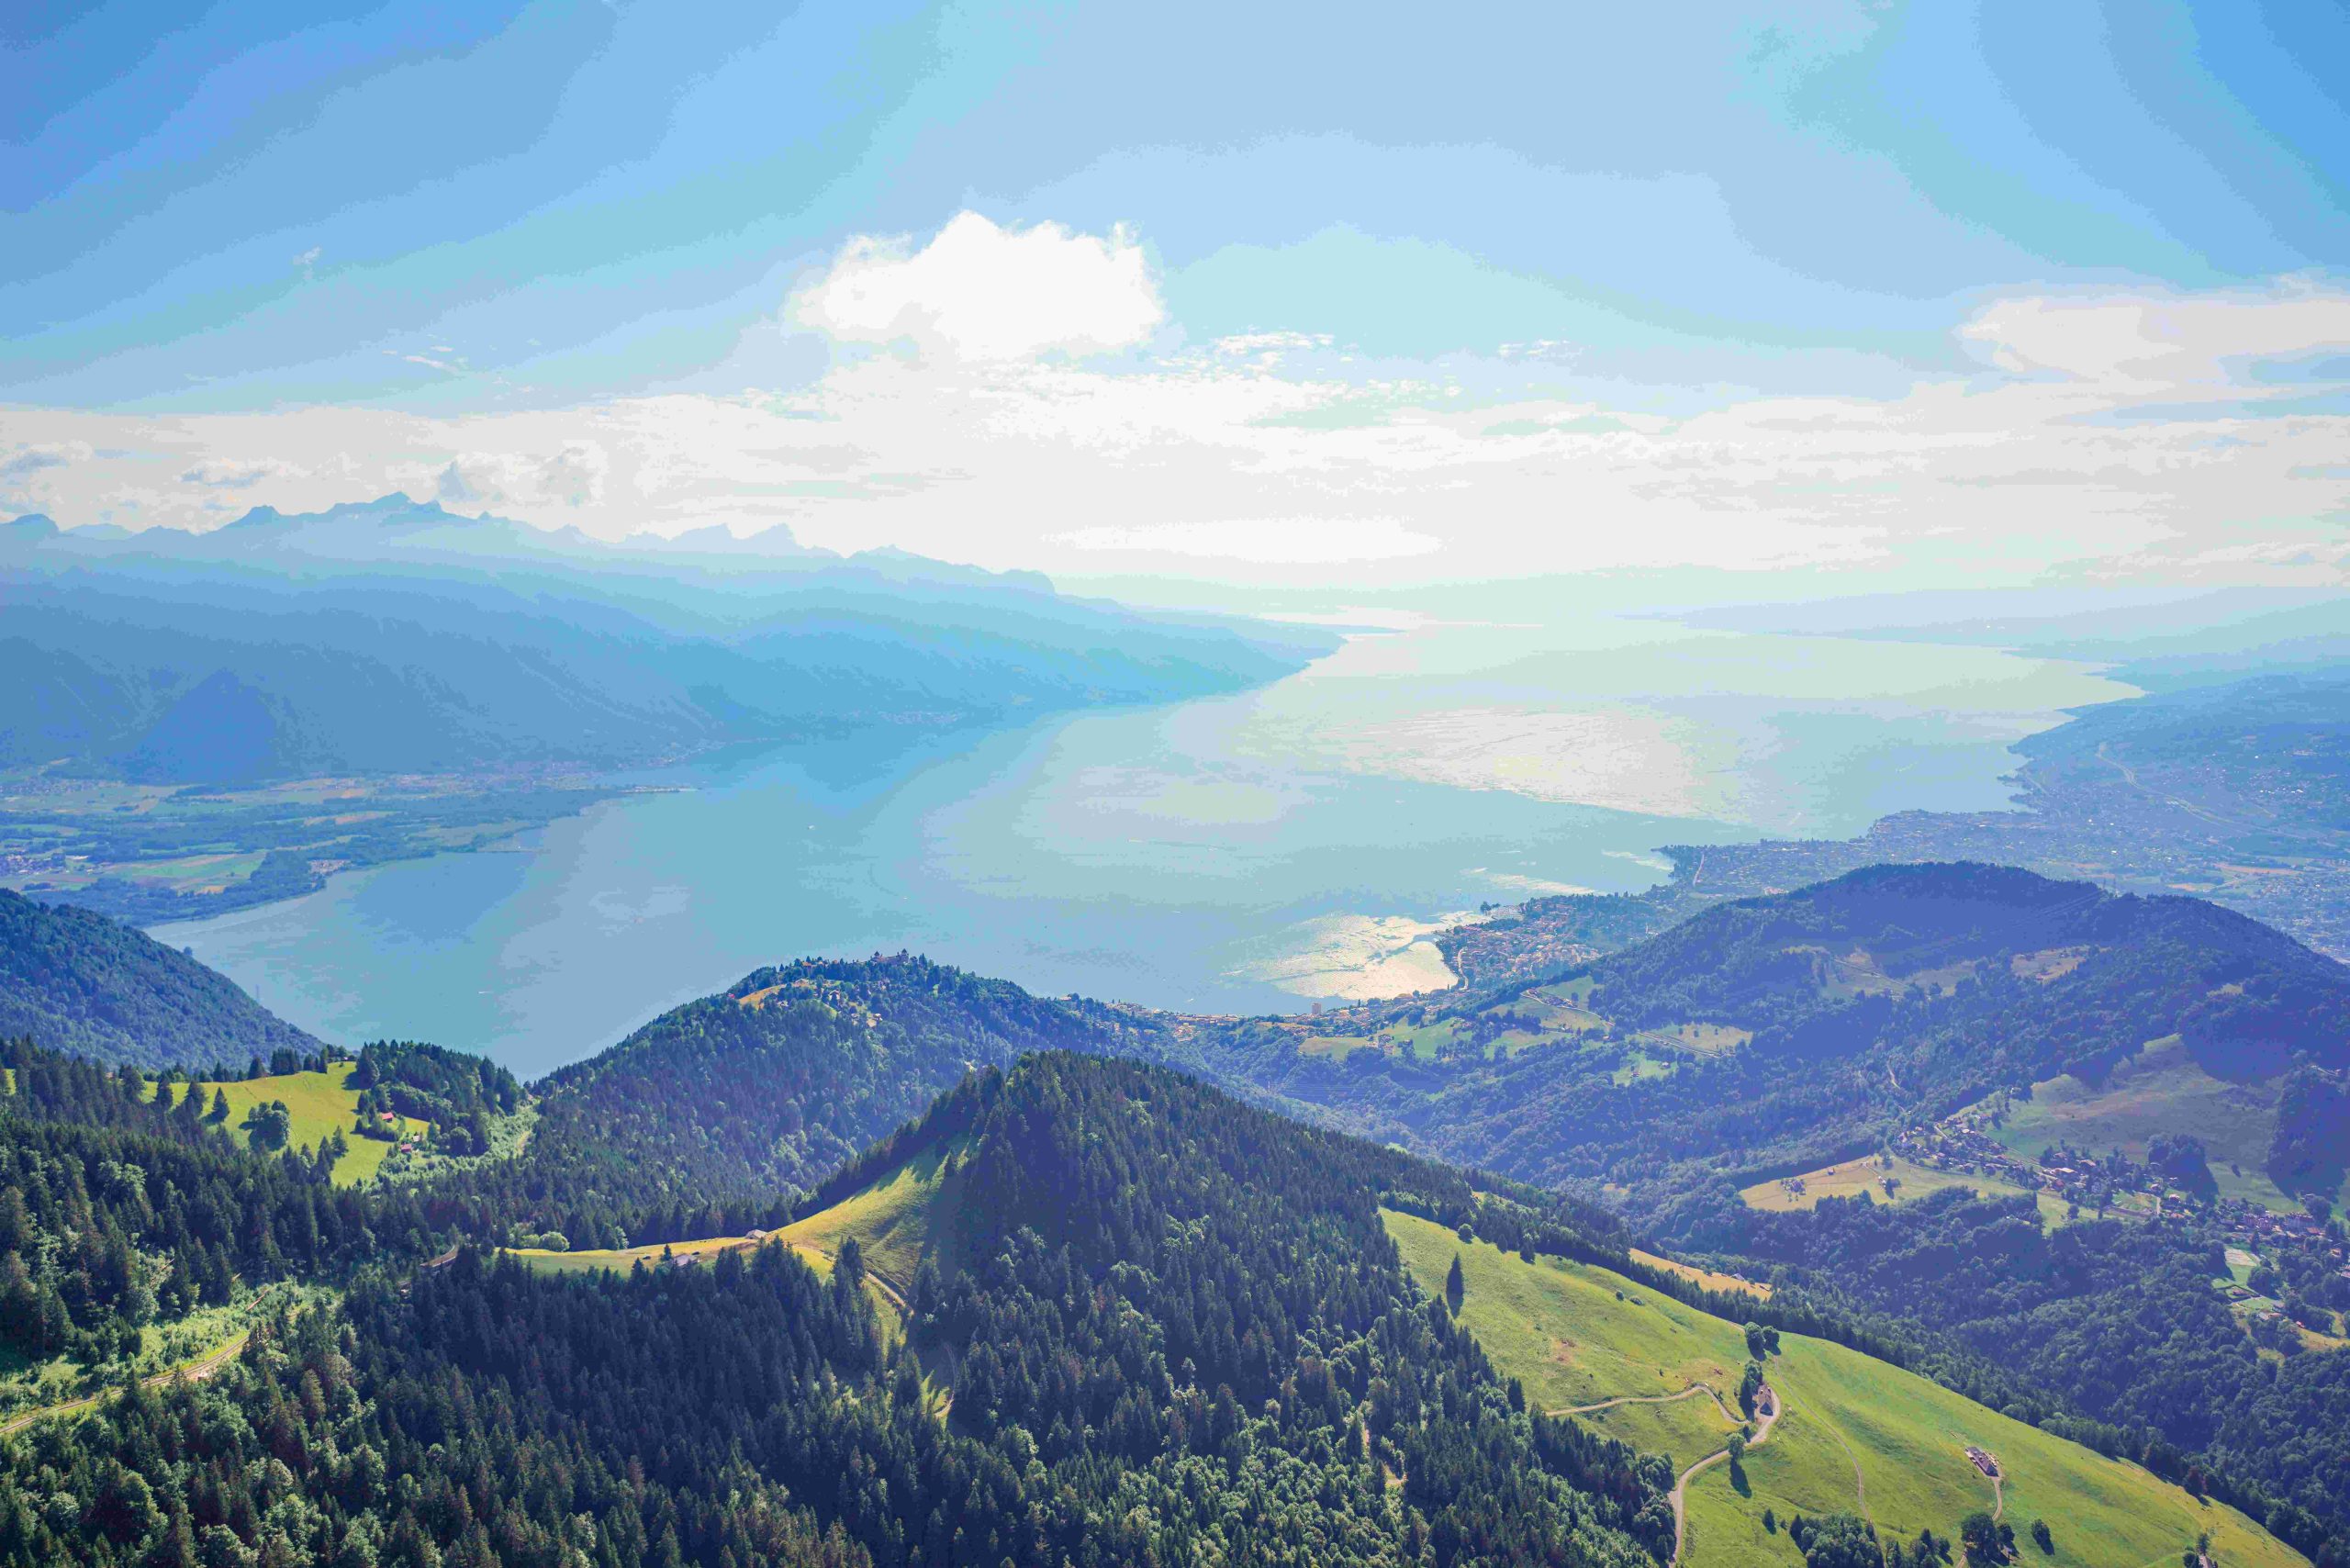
[{"left": 160, "top": 616, "right": 2132, "bottom": 1077}]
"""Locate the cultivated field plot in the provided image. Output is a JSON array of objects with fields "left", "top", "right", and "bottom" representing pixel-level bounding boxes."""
[
  {"left": 1979, "top": 1036, "right": 2340, "bottom": 1215},
  {"left": 1740, "top": 1154, "right": 2041, "bottom": 1215},
  {"left": 1628, "top": 1248, "right": 1770, "bottom": 1301},
  {"left": 1384, "top": 1211, "right": 2300, "bottom": 1568}
]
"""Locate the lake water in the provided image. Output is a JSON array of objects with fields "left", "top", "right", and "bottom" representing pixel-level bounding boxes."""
[{"left": 158, "top": 616, "right": 2133, "bottom": 1078}]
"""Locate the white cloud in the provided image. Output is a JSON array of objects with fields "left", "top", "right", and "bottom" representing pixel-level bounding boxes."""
[
  {"left": 1959, "top": 280, "right": 2350, "bottom": 394},
  {"left": 792, "top": 211, "right": 1164, "bottom": 362},
  {"left": 7, "top": 248, "right": 2349, "bottom": 588},
  {"left": 1055, "top": 518, "right": 1441, "bottom": 564},
  {"left": 538, "top": 442, "right": 609, "bottom": 507}
]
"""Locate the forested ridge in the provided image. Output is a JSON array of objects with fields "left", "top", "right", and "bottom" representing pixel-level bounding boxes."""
[
  {"left": 0, "top": 890, "right": 319, "bottom": 1070},
  {"left": 1203, "top": 864, "right": 2350, "bottom": 1210},
  {"left": 3, "top": 1047, "right": 1679, "bottom": 1568},
  {"left": 423, "top": 956, "right": 1164, "bottom": 1249},
  {"left": 6, "top": 889, "right": 2348, "bottom": 1565}
]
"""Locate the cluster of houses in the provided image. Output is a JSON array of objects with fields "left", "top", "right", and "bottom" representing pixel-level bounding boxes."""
[{"left": 1895, "top": 1114, "right": 2342, "bottom": 1259}]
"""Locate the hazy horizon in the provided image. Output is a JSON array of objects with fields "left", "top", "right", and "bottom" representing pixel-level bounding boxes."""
[{"left": 7, "top": 1, "right": 2348, "bottom": 597}]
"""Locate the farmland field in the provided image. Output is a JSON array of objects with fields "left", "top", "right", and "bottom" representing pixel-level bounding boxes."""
[
  {"left": 1976, "top": 1036, "right": 2343, "bottom": 1215},
  {"left": 1628, "top": 1248, "right": 1770, "bottom": 1300},
  {"left": 1384, "top": 1210, "right": 2303, "bottom": 1568},
  {"left": 1740, "top": 1154, "right": 2042, "bottom": 1215}
]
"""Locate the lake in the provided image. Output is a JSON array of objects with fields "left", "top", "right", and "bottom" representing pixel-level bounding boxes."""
[{"left": 158, "top": 616, "right": 2132, "bottom": 1078}]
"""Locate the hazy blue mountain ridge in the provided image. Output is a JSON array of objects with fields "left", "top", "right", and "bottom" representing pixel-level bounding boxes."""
[{"left": 0, "top": 495, "right": 1333, "bottom": 783}]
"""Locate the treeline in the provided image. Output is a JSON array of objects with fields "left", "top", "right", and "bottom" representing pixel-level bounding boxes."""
[
  {"left": 2, "top": 1049, "right": 1684, "bottom": 1568},
  {"left": 420, "top": 957, "right": 1157, "bottom": 1249},
  {"left": 0, "top": 1036, "right": 445, "bottom": 1365}
]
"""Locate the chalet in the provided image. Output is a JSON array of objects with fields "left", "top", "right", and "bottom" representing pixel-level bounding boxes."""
[{"left": 1964, "top": 1446, "right": 1999, "bottom": 1478}]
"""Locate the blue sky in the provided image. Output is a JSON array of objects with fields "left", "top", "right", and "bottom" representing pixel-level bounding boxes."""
[{"left": 5, "top": 0, "right": 2348, "bottom": 585}]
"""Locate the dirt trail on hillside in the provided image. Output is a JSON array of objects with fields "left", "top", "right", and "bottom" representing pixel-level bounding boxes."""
[
  {"left": 1660, "top": 1385, "right": 1781, "bottom": 1565},
  {"left": 1548, "top": 1378, "right": 1780, "bottom": 1562},
  {"left": 1, "top": 1331, "right": 249, "bottom": 1439},
  {"left": 1826, "top": 1424, "right": 1872, "bottom": 1527},
  {"left": 1551, "top": 1382, "right": 1738, "bottom": 1423}
]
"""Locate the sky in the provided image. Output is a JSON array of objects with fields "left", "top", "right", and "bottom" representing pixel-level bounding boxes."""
[{"left": 4, "top": 0, "right": 2349, "bottom": 591}]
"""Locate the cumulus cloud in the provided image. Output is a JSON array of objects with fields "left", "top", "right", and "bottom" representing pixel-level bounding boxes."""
[
  {"left": 1959, "top": 280, "right": 2350, "bottom": 395},
  {"left": 538, "top": 442, "right": 609, "bottom": 507},
  {"left": 793, "top": 212, "right": 1164, "bottom": 362},
  {"left": 6, "top": 241, "right": 2349, "bottom": 587}
]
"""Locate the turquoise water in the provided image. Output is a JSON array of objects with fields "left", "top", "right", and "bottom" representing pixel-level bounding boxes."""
[{"left": 157, "top": 619, "right": 2132, "bottom": 1078}]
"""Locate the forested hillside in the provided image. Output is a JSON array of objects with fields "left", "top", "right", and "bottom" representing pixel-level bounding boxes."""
[
  {"left": 427, "top": 956, "right": 1166, "bottom": 1249},
  {"left": 0, "top": 889, "right": 318, "bottom": 1069},
  {"left": 0, "top": 1036, "right": 447, "bottom": 1388},
  {"left": 0, "top": 1049, "right": 1678, "bottom": 1568},
  {"left": 1206, "top": 864, "right": 2350, "bottom": 1211},
  {"left": 5, "top": 890, "right": 2344, "bottom": 1565}
]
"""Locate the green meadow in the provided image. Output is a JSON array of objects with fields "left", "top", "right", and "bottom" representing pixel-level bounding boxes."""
[
  {"left": 153, "top": 1061, "right": 428, "bottom": 1185},
  {"left": 1740, "top": 1154, "right": 2047, "bottom": 1216},
  {"left": 1384, "top": 1210, "right": 2303, "bottom": 1568},
  {"left": 510, "top": 1144, "right": 965, "bottom": 1334}
]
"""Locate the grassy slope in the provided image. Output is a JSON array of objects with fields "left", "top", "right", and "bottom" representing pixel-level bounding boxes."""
[
  {"left": 153, "top": 1062, "right": 428, "bottom": 1185},
  {"left": 1981, "top": 1036, "right": 2344, "bottom": 1215},
  {"left": 1384, "top": 1211, "right": 2303, "bottom": 1568},
  {"left": 510, "top": 1146, "right": 963, "bottom": 1324}
]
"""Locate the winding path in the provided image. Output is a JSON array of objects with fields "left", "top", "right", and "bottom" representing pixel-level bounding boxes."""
[
  {"left": 1826, "top": 1423, "right": 1873, "bottom": 1529},
  {"left": 1551, "top": 1381, "right": 1781, "bottom": 1566},
  {"left": 1664, "top": 1385, "right": 1782, "bottom": 1564},
  {"left": 1, "top": 1331, "right": 249, "bottom": 1439},
  {"left": 1551, "top": 1382, "right": 1738, "bottom": 1423}
]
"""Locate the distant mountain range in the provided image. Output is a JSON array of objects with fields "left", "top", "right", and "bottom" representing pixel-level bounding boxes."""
[{"left": 0, "top": 495, "right": 1333, "bottom": 783}]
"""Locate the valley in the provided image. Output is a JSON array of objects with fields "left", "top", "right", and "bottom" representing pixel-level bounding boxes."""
[
  {"left": 5, "top": 847, "right": 2348, "bottom": 1566},
  {"left": 11, "top": 15, "right": 2346, "bottom": 1567}
]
